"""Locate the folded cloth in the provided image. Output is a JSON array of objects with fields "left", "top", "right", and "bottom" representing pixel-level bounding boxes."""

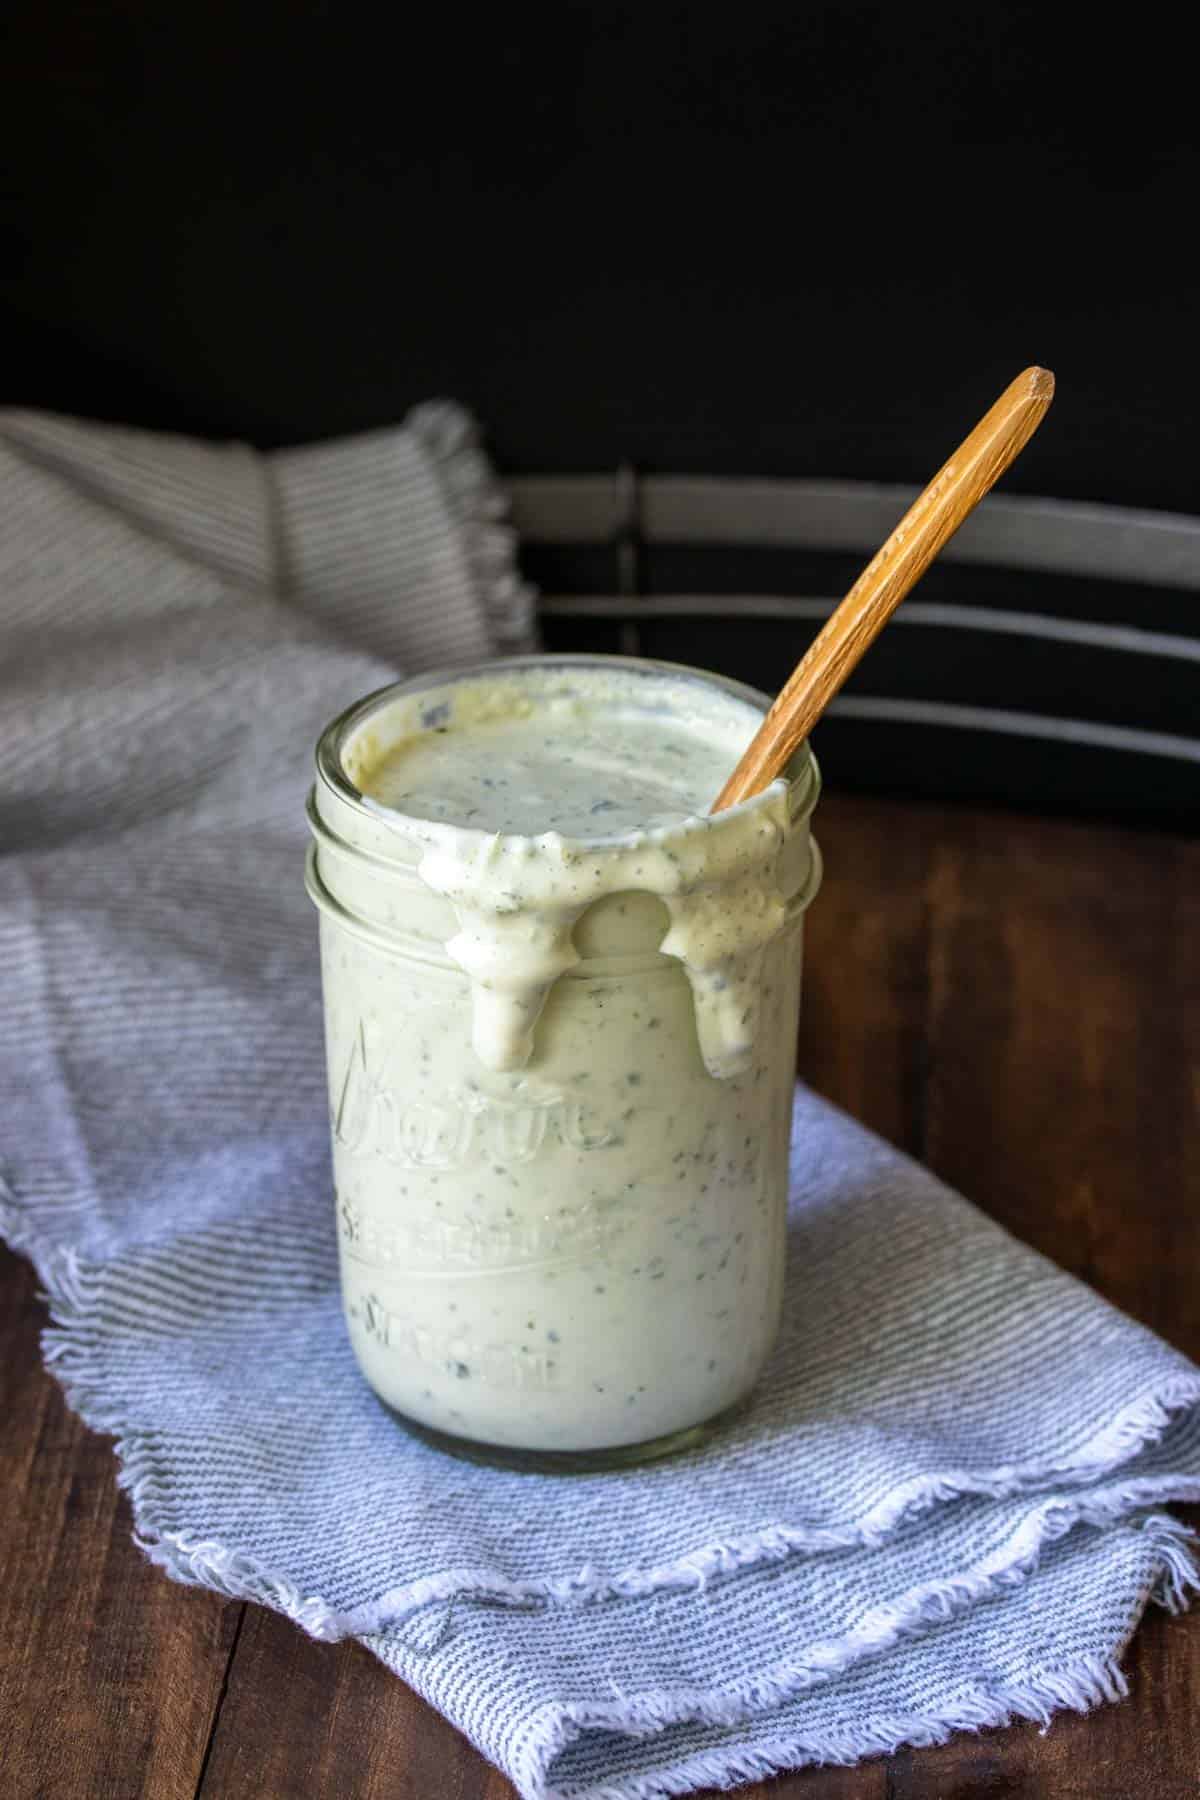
[{"left": 2, "top": 406, "right": 1198, "bottom": 1800}]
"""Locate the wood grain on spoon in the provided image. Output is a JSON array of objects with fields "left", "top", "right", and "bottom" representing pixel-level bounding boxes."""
[{"left": 711, "top": 365, "right": 1055, "bottom": 811}]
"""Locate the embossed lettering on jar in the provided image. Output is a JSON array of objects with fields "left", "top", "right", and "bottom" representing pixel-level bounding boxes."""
[{"left": 307, "top": 657, "right": 821, "bottom": 1468}]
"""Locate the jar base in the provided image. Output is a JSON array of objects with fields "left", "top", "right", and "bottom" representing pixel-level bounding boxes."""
[{"left": 375, "top": 1395, "right": 750, "bottom": 1474}]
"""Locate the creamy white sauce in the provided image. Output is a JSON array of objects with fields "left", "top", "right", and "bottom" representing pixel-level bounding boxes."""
[
  {"left": 312, "top": 662, "right": 820, "bottom": 1454},
  {"left": 362, "top": 704, "right": 735, "bottom": 835},
  {"left": 355, "top": 672, "right": 795, "bottom": 1080}
]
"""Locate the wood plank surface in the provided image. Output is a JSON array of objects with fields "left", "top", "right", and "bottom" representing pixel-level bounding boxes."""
[
  {"left": 0, "top": 1255, "right": 240, "bottom": 1800},
  {"left": 2, "top": 791, "right": 1197, "bottom": 1800}
]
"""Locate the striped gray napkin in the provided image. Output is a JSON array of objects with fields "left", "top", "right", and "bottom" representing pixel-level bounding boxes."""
[{"left": 2, "top": 405, "right": 1199, "bottom": 1800}]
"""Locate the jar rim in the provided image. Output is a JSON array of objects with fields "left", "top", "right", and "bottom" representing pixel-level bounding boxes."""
[{"left": 313, "top": 652, "right": 819, "bottom": 840}]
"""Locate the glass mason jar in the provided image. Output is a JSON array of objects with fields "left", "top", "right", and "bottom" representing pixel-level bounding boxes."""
[{"left": 306, "top": 655, "right": 821, "bottom": 1470}]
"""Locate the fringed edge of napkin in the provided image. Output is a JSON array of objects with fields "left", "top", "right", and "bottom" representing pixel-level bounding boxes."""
[
  {"left": 522, "top": 1523, "right": 1196, "bottom": 1799},
  {"left": 406, "top": 400, "right": 539, "bottom": 656}
]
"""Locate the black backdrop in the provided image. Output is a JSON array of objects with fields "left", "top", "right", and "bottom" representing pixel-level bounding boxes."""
[{"left": 3, "top": 3, "right": 1198, "bottom": 823}]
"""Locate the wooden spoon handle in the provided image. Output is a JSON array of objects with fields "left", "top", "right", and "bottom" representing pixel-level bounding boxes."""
[{"left": 712, "top": 366, "right": 1055, "bottom": 811}]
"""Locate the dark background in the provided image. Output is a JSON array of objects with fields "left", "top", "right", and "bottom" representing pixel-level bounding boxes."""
[
  {"left": 4, "top": 1, "right": 1195, "bottom": 491},
  {"left": 3, "top": 3, "right": 1197, "bottom": 823}
]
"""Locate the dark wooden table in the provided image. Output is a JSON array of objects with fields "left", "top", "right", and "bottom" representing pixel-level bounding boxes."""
[{"left": 3, "top": 791, "right": 1198, "bottom": 1800}]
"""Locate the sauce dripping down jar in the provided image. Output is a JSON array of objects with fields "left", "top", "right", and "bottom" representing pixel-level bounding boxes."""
[{"left": 306, "top": 655, "right": 821, "bottom": 1469}]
